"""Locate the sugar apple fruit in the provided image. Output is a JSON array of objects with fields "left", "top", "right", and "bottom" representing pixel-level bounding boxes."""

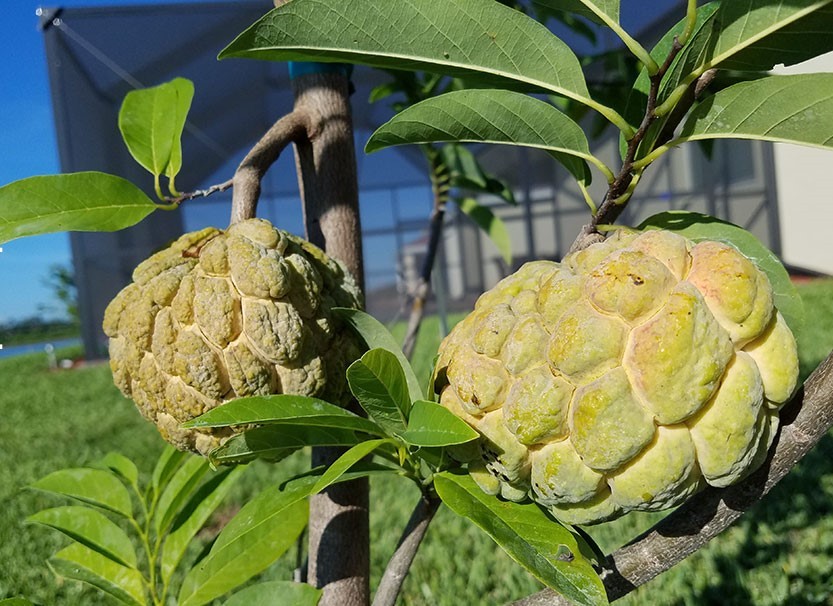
[
  {"left": 103, "top": 218, "right": 363, "bottom": 455},
  {"left": 434, "top": 230, "right": 799, "bottom": 525}
]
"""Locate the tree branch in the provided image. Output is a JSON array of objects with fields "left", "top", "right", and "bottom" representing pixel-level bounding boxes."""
[
  {"left": 510, "top": 351, "right": 833, "bottom": 605},
  {"left": 571, "top": 35, "right": 686, "bottom": 253},
  {"left": 229, "top": 110, "right": 313, "bottom": 224},
  {"left": 290, "top": 70, "right": 369, "bottom": 606},
  {"left": 164, "top": 178, "right": 233, "bottom": 205},
  {"left": 372, "top": 492, "right": 442, "bottom": 606},
  {"left": 401, "top": 154, "right": 449, "bottom": 359}
]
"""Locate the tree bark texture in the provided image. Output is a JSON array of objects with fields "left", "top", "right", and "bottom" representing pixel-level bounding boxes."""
[
  {"left": 291, "top": 71, "right": 369, "bottom": 606},
  {"left": 512, "top": 351, "right": 833, "bottom": 605}
]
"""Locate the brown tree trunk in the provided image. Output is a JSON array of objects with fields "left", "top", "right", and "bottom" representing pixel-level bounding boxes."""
[{"left": 292, "top": 70, "right": 369, "bottom": 606}]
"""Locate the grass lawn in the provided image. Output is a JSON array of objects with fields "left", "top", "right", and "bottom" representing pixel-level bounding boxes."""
[{"left": 1, "top": 281, "right": 833, "bottom": 605}]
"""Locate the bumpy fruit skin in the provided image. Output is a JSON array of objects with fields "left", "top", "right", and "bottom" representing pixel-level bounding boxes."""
[
  {"left": 435, "top": 230, "right": 799, "bottom": 525},
  {"left": 103, "top": 218, "right": 363, "bottom": 455}
]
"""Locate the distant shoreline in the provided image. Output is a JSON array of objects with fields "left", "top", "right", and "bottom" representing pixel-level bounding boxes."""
[{"left": 0, "top": 338, "right": 81, "bottom": 360}]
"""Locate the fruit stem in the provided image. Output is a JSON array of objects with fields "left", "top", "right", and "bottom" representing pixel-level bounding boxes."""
[{"left": 229, "top": 110, "right": 313, "bottom": 225}]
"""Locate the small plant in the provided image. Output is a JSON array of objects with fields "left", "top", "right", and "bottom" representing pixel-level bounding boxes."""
[{"left": 26, "top": 448, "right": 257, "bottom": 605}]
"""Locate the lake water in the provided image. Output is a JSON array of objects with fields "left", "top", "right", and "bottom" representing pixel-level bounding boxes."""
[{"left": 0, "top": 338, "right": 82, "bottom": 360}]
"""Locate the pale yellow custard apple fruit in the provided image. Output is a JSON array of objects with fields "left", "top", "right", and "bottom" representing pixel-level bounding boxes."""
[
  {"left": 434, "top": 230, "right": 799, "bottom": 525},
  {"left": 103, "top": 218, "right": 363, "bottom": 455}
]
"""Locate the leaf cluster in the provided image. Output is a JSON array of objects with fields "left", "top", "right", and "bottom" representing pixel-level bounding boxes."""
[
  {"left": 25, "top": 448, "right": 321, "bottom": 606},
  {"left": 221, "top": 0, "right": 833, "bottom": 225}
]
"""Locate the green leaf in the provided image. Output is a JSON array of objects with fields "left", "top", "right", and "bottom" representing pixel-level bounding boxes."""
[
  {"left": 151, "top": 446, "right": 188, "bottom": 497},
  {"left": 49, "top": 543, "right": 146, "bottom": 606},
  {"left": 637, "top": 211, "right": 804, "bottom": 338},
  {"left": 153, "top": 456, "right": 209, "bottom": 536},
  {"left": 646, "top": 0, "right": 833, "bottom": 122},
  {"left": 400, "top": 400, "right": 479, "bottom": 447},
  {"left": 533, "top": 0, "right": 616, "bottom": 25},
  {"left": 119, "top": 78, "right": 194, "bottom": 194},
  {"left": 533, "top": 0, "right": 656, "bottom": 74},
  {"left": 710, "top": 0, "right": 833, "bottom": 71},
  {"left": 347, "top": 349, "right": 411, "bottom": 435},
  {"left": 31, "top": 469, "right": 133, "bottom": 518},
  {"left": 456, "top": 197, "right": 512, "bottom": 265},
  {"left": 178, "top": 477, "right": 313, "bottom": 606},
  {"left": 434, "top": 471, "right": 607, "bottom": 606},
  {"left": 162, "top": 79, "right": 194, "bottom": 191},
  {"left": 333, "top": 308, "right": 423, "bottom": 403},
  {"left": 220, "top": 0, "right": 627, "bottom": 130},
  {"left": 161, "top": 466, "right": 245, "bottom": 583},
  {"left": 440, "top": 144, "right": 515, "bottom": 205},
  {"left": 367, "top": 89, "right": 602, "bottom": 185},
  {"left": 28, "top": 506, "right": 137, "bottom": 569},
  {"left": 0, "top": 173, "right": 157, "bottom": 245},
  {"left": 183, "top": 394, "right": 384, "bottom": 436},
  {"left": 98, "top": 453, "right": 140, "bottom": 494},
  {"left": 209, "top": 426, "right": 364, "bottom": 465},
  {"left": 310, "top": 439, "right": 393, "bottom": 494},
  {"left": 223, "top": 582, "right": 322, "bottom": 606},
  {"left": 722, "top": 3, "right": 833, "bottom": 71},
  {"left": 675, "top": 75, "right": 833, "bottom": 156},
  {"left": 0, "top": 599, "right": 37, "bottom": 606}
]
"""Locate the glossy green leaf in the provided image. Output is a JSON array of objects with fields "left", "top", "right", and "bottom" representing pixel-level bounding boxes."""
[
  {"left": 153, "top": 456, "right": 208, "bottom": 536},
  {"left": 162, "top": 79, "right": 194, "bottom": 189},
  {"left": 434, "top": 471, "right": 607, "bottom": 606},
  {"left": 119, "top": 78, "right": 194, "bottom": 192},
  {"left": 637, "top": 211, "right": 804, "bottom": 338},
  {"left": 367, "top": 89, "right": 600, "bottom": 185},
  {"left": 457, "top": 197, "right": 512, "bottom": 265},
  {"left": 400, "top": 400, "right": 479, "bottom": 447},
  {"left": 209, "top": 426, "right": 363, "bottom": 465},
  {"left": 183, "top": 394, "right": 384, "bottom": 436},
  {"left": 347, "top": 349, "right": 411, "bottom": 434},
  {"left": 311, "top": 439, "right": 393, "bottom": 494},
  {"left": 220, "top": 0, "right": 601, "bottom": 110},
  {"left": 151, "top": 446, "right": 188, "bottom": 497},
  {"left": 223, "top": 582, "right": 322, "bottom": 606},
  {"left": 31, "top": 469, "right": 133, "bottom": 518},
  {"left": 333, "top": 308, "right": 423, "bottom": 402},
  {"left": 161, "top": 466, "right": 245, "bottom": 583},
  {"left": 675, "top": 75, "right": 833, "bottom": 155},
  {"left": 98, "top": 453, "right": 139, "bottom": 494},
  {"left": 0, "top": 599, "right": 37, "bottom": 605},
  {"left": 28, "top": 506, "right": 137, "bottom": 568},
  {"left": 178, "top": 477, "right": 313, "bottom": 606},
  {"left": 0, "top": 173, "right": 157, "bottom": 245},
  {"left": 49, "top": 543, "right": 146, "bottom": 606}
]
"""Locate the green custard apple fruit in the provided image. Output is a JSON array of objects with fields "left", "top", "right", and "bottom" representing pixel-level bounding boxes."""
[
  {"left": 434, "top": 230, "right": 799, "bottom": 525},
  {"left": 103, "top": 218, "right": 363, "bottom": 455}
]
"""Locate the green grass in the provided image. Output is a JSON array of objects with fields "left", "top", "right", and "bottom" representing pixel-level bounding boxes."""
[{"left": 2, "top": 283, "right": 833, "bottom": 605}]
